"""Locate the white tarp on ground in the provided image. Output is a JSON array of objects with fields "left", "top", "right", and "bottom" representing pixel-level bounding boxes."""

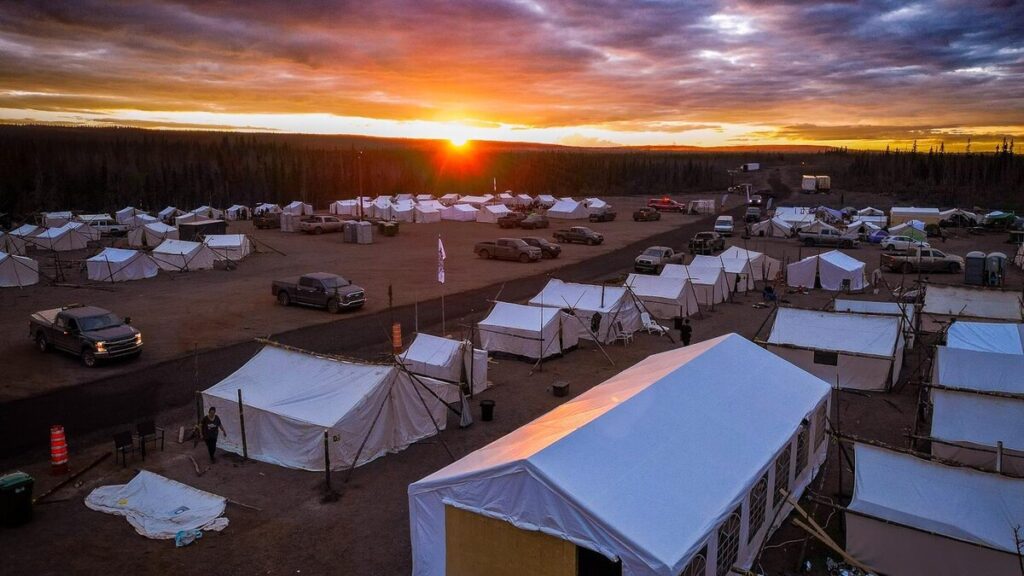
[
  {"left": 441, "top": 204, "right": 478, "bottom": 222},
  {"left": 846, "top": 444, "right": 1024, "bottom": 576},
  {"left": 476, "top": 204, "right": 510, "bottom": 223},
  {"left": 87, "top": 248, "right": 158, "bottom": 282},
  {"left": 767, "top": 307, "right": 904, "bottom": 391},
  {"left": 691, "top": 255, "right": 756, "bottom": 292},
  {"left": 127, "top": 222, "right": 179, "bottom": 248},
  {"left": 0, "top": 232, "right": 26, "bottom": 256},
  {"left": 203, "top": 234, "right": 252, "bottom": 262},
  {"left": 203, "top": 346, "right": 456, "bottom": 470},
  {"left": 152, "top": 239, "right": 217, "bottom": 272},
  {"left": 930, "top": 346, "right": 1024, "bottom": 474},
  {"left": 414, "top": 205, "right": 441, "bottom": 223},
  {"left": 0, "top": 251, "right": 39, "bottom": 287},
  {"left": 924, "top": 285, "right": 1023, "bottom": 321},
  {"left": 528, "top": 279, "right": 642, "bottom": 343},
  {"left": 751, "top": 217, "right": 792, "bottom": 238},
  {"left": 409, "top": 334, "right": 831, "bottom": 576},
  {"left": 787, "top": 250, "right": 866, "bottom": 291},
  {"left": 720, "top": 246, "right": 782, "bottom": 282},
  {"left": 624, "top": 273, "right": 699, "bottom": 319},
  {"left": 477, "top": 302, "right": 579, "bottom": 360},
  {"left": 834, "top": 298, "right": 917, "bottom": 347},
  {"left": 945, "top": 321, "right": 1024, "bottom": 354},
  {"left": 42, "top": 211, "right": 73, "bottom": 227},
  {"left": 399, "top": 333, "right": 488, "bottom": 395},
  {"left": 85, "top": 470, "right": 228, "bottom": 539},
  {"left": 283, "top": 201, "right": 313, "bottom": 216},
  {"left": 660, "top": 264, "right": 730, "bottom": 306},
  {"left": 546, "top": 199, "right": 588, "bottom": 220},
  {"left": 32, "top": 223, "right": 91, "bottom": 251}
]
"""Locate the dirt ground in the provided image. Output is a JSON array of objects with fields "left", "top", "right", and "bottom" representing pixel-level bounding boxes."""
[
  {"left": 3, "top": 170, "right": 1023, "bottom": 575},
  {"left": 0, "top": 193, "right": 754, "bottom": 401}
]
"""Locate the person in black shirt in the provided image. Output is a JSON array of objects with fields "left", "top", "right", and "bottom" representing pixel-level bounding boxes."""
[
  {"left": 201, "top": 407, "right": 227, "bottom": 462},
  {"left": 679, "top": 318, "right": 692, "bottom": 346}
]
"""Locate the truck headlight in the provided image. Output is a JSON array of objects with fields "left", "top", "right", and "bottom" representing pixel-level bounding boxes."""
[
  {"left": 95, "top": 342, "right": 107, "bottom": 353},
  {"left": 135, "top": 334, "right": 143, "bottom": 345}
]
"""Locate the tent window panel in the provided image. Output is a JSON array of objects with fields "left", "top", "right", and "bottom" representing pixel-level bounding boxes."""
[
  {"left": 748, "top": 473, "right": 769, "bottom": 544},
  {"left": 796, "top": 427, "right": 809, "bottom": 475},
  {"left": 679, "top": 546, "right": 707, "bottom": 576},
  {"left": 715, "top": 507, "right": 742, "bottom": 576},
  {"left": 813, "top": 404, "right": 827, "bottom": 449},
  {"left": 577, "top": 546, "right": 621, "bottom": 576},
  {"left": 812, "top": 351, "right": 838, "bottom": 366},
  {"left": 773, "top": 445, "right": 791, "bottom": 509}
]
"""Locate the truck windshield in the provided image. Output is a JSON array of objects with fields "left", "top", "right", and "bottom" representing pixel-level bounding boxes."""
[
  {"left": 642, "top": 249, "right": 664, "bottom": 256},
  {"left": 78, "top": 313, "right": 122, "bottom": 331},
  {"left": 321, "top": 276, "right": 350, "bottom": 289}
]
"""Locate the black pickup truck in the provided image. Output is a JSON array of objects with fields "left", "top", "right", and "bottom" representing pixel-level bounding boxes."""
[
  {"left": 30, "top": 305, "right": 142, "bottom": 367},
  {"left": 474, "top": 238, "right": 542, "bottom": 262},
  {"left": 272, "top": 272, "right": 366, "bottom": 313},
  {"left": 553, "top": 226, "right": 604, "bottom": 245}
]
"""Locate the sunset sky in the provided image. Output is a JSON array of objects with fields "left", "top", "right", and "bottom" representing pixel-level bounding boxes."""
[{"left": 0, "top": 1, "right": 1022, "bottom": 149}]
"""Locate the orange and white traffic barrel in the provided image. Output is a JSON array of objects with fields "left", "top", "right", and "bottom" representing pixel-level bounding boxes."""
[{"left": 50, "top": 425, "right": 69, "bottom": 475}]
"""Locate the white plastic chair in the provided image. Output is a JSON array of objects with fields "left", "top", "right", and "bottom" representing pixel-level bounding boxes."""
[
  {"left": 640, "top": 312, "right": 668, "bottom": 335},
  {"left": 612, "top": 320, "right": 633, "bottom": 346}
]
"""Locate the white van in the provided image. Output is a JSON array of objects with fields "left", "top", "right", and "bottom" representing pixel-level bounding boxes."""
[{"left": 714, "top": 215, "right": 734, "bottom": 236}]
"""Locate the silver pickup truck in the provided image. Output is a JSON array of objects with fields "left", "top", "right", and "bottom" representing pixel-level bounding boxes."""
[{"left": 272, "top": 272, "right": 366, "bottom": 313}]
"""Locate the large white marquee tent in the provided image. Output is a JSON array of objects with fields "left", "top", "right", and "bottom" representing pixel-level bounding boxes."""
[
  {"left": 787, "top": 250, "right": 866, "bottom": 291},
  {"left": 528, "top": 279, "right": 642, "bottom": 343},
  {"left": 766, "top": 307, "right": 904, "bottom": 391},
  {"left": 477, "top": 302, "right": 579, "bottom": 360},
  {"left": 409, "top": 334, "right": 831, "bottom": 576},
  {"left": 86, "top": 248, "right": 159, "bottom": 282}
]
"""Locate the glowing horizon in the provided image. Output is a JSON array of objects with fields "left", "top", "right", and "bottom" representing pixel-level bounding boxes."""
[{"left": 0, "top": 2, "right": 1021, "bottom": 151}]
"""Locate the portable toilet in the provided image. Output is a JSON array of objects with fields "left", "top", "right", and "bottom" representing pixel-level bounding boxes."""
[
  {"left": 985, "top": 252, "right": 1007, "bottom": 286},
  {"left": 964, "top": 251, "right": 986, "bottom": 285}
]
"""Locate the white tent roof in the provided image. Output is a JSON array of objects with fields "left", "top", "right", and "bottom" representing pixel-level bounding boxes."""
[
  {"left": 10, "top": 224, "right": 41, "bottom": 237},
  {"left": 858, "top": 207, "right": 885, "bottom": 216},
  {"left": 0, "top": 232, "right": 26, "bottom": 256},
  {"left": 0, "top": 251, "right": 39, "bottom": 287},
  {"left": 834, "top": 299, "right": 915, "bottom": 322},
  {"left": 152, "top": 239, "right": 216, "bottom": 271},
  {"left": 476, "top": 204, "right": 511, "bottom": 223},
  {"left": 891, "top": 206, "right": 941, "bottom": 215},
  {"left": 477, "top": 301, "right": 579, "bottom": 359},
  {"left": 410, "top": 334, "right": 831, "bottom": 576},
  {"left": 691, "top": 255, "right": 752, "bottom": 276},
  {"left": 481, "top": 301, "right": 562, "bottom": 333},
  {"left": 946, "top": 321, "right": 1024, "bottom": 354},
  {"left": 158, "top": 206, "right": 180, "bottom": 219},
  {"left": 774, "top": 206, "right": 817, "bottom": 225},
  {"left": 85, "top": 470, "right": 228, "bottom": 539},
  {"left": 820, "top": 250, "right": 865, "bottom": 272},
  {"left": 850, "top": 443, "right": 1024, "bottom": 555},
  {"left": 399, "top": 333, "right": 487, "bottom": 394},
  {"left": 203, "top": 234, "right": 252, "bottom": 261},
  {"left": 77, "top": 213, "right": 113, "bottom": 223},
  {"left": 86, "top": 247, "right": 158, "bottom": 280},
  {"left": 529, "top": 278, "right": 627, "bottom": 314},
  {"left": 203, "top": 346, "right": 453, "bottom": 470},
  {"left": 768, "top": 308, "right": 900, "bottom": 358},
  {"left": 924, "top": 285, "right": 1023, "bottom": 321},
  {"left": 625, "top": 273, "right": 688, "bottom": 301},
  {"left": 932, "top": 347, "right": 1024, "bottom": 452},
  {"left": 934, "top": 346, "right": 1024, "bottom": 394},
  {"left": 457, "top": 195, "right": 492, "bottom": 205},
  {"left": 283, "top": 201, "right": 313, "bottom": 215},
  {"left": 660, "top": 264, "right": 724, "bottom": 286},
  {"left": 546, "top": 199, "right": 588, "bottom": 219}
]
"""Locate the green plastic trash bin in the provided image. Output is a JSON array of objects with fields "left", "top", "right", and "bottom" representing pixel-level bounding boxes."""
[{"left": 0, "top": 471, "right": 34, "bottom": 527}]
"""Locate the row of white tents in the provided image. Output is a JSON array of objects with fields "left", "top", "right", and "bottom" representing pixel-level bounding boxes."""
[
  {"left": 325, "top": 195, "right": 610, "bottom": 222},
  {"left": 84, "top": 235, "right": 252, "bottom": 282}
]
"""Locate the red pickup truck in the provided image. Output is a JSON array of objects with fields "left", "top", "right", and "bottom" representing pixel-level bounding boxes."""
[{"left": 647, "top": 198, "right": 686, "bottom": 212}]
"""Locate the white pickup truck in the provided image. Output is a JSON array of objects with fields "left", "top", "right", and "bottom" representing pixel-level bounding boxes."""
[{"left": 634, "top": 246, "right": 685, "bottom": 274}]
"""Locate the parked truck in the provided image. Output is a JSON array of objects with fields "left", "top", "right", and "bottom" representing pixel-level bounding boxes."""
[
  {"left": 553, "top": 226, "right": 604, "bottom": 245},
  {"left": 272, "top": 272, "right": 366, "bottom": 313},
  {"left": 30, "top": 304, "right": 142, "bottom": 367},
  {"left": 299, "top": 215, "right": 346, "bottom": 234},
  {"left": 474, "top": 238, "right": 542, "bottom": 262},
  {"left": 798, "top": 227, "right": 858, "bottom": 248},
  {"left": 588, "top": 210, "right": 617, "bottom": 223},
  {"left": 881, "top": 248, "right": 964, "bottom": 273},
  {"left": 634, "top": 246, "right": 685, "bottom": 274},
  {"left": 688, "top": 231, "right": 725, "bottom": 255}
]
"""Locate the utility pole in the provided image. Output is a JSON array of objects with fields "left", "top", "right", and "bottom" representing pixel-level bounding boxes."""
[{"left": 357, "top": 150, "right": 364, "bottom": 221}]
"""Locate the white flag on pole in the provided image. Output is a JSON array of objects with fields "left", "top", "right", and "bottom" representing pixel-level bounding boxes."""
[{"left": 437, "top": 236, "right": 446, "bottom": 284}]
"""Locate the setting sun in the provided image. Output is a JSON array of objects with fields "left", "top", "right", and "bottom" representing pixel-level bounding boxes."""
[{"left": 448, "top": 136, "right": 469, "bottom": 147}]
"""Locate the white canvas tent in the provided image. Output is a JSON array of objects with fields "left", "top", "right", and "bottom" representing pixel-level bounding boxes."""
[
  {"left": 0, "top": 231, "right": 26, "bottom": 256},
  {"left": 254, "top": 203, "right": 282, "bottom": 215},
  {"left": 371, "top": 198, "right": 394, "bottom": 220},
  {"left": 115, "top": 207, "right": 144, "bottom": 225},
  {"left": 0, "top": 251, "right": 39, "bottom": 287},
  {"left": 42, "top": 211, "right": 73, "bottom": 228},
  {"left": 890, "top": 206, "right": 941, "bottom": 226},
  {"left": 528, "top": 279, "right": 643, "bottom": 343},
  {"left": 923, "top": 285, "right": 1023, "bottom": 323},
  {"left": 415, "top": 194, "right": 434, "bottom": 202},
  {"left": 152, "top": 239, "right": 217, "bottom": 272},
  {"left": 834, "top": 298, "right": 917, "bottom": 348},
  {"left": 409, "top": 334, "right": 831, "bottom": 576},
  {"left": 773, "top": 206, "right": 816, "bottom": 227},
  {"left": 497, "top": 192, "right": 515, "bottom": 206},
  {"left": 283, "top": 201, "right": 313, "bottom": 216},
  {"left": 127, "top": 222, "right": 179, "bottom": 248},
  {"left": 515, "top": 193, "right": 534, "bottom": 207},
  {"left": 393, "top": 202, "right": 415, "bottom": 223},
  {"left": 32, "top": 223, "right": 91, "bottom": 251},
  {"left": 10, "top": 224, "right": 42, "bottom": 239},
  {"left": 787, "top": 250, "right": 866, "bottom": 291},
  {"left": 661, "top": 264, "right": 730, "bottom": 306},
  {"left": 624, "top": 273, "right": 699, "bottom": 319},
  {"left": 846, "top": 444, "right": 1024, "bottom": 576},
  {"left": 751, "top": 217, "right": 792, "bottom": 238},
  {"left": 439, "top": 193, "right": 460, "bottom": 206},
  {"left": 477, "top": 302, "right": 579, "bottom": 360},
  {"left": 174, "top": 211, "right": 203, "bottom": 226},
  {"left": 158, "top": 206, "right": 182, "bottom": 222},
  {"left": 85, "top": 470, "right": 228, "bottom": 539},
  {"left": 546, "top": 199, "right": 588, "bottom": 220},
  {"left": 691, "top": 255, "right": 756, "bottom": 292},
  {"left": 329, "top": 200, "right": 353, "bottom": 216},
  {"left": 86, "top": 248, "right": 158, "bottom": 282},
  {"left": 930, "top": 346, "right": 1024, "bottom": 474},
  {"left": 796, "top": 220, "right": 838, "bottom": 234},
  {"left": 583, "top": 197, "right": 610, "bottom": 215},
  {"left": 399, "top": 333, "right": 488, "bottom": 395},
  {"left": 204, "top": 234, "right": 252, "bottom": 262},
  {"left": 455, "top": 195, "right": 492, "bottom": 208},
  {"left": 475, "top": 204, "right": 510, "bottom": 223},
  {"left": 202, "top": 346, "right": 455, "bottom": 470},
  {"left": 536, "top": 194, "right": 557, "bottom": 208},
  {"left": 441, "top": 204, "right": 478, "bottom": 222},
  {"left": 767, "top": 307, "right": 904, "bottom": 391},
  {"left": 225, "top": 205, "right": 250, "bottom": 220},
  {"left": 414, "top": 205, "right": 441, "bottom": 223},
  {"left": 945, "top": 321, "right": 1024, "bottom": 354},
  {"left": 720, "top": 246, "right": 782, "bottom": 282}
]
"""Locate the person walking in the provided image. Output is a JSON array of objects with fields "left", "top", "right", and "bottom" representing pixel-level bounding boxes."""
[
  {"left": 679, "top": 318, "right": 693, "bottom": 346},
  {"left": 201, "top": 407, "right": 227, "bottom": 463}
]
